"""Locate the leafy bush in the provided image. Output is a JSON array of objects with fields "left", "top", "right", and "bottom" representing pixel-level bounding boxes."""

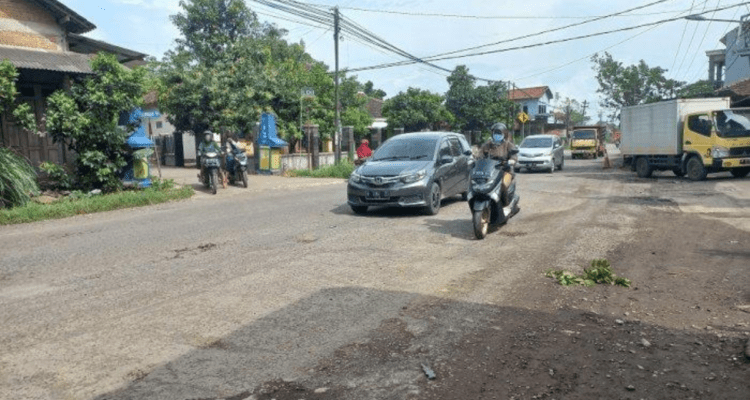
[
  {"left": 287, "top": 160, "right": 355, "bottom": 179},
  {"left": 45, "top": 53, "right": 146, "bottom": 192},
  {"left": 0, "top": 148, "right": 39, "bottom": 208},
  {"left": 39, "top": 161, "right": 73, "bottom": 190},
  {"left": 546, "top": 259, "right": 631, "bottom": 288}
]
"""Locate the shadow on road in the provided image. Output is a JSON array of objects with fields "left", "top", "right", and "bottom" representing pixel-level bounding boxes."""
[
  {"left": 329, "top": 197, "right": 465, "bottom": 219},
  {"left": 93, "top": 286, "right": 750, "bottom": 400}
]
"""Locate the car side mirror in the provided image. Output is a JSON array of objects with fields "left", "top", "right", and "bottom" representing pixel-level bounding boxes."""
[
  {"left": 509, "top": 148, "right": 519, "bottom": 156},
  {"left": 440, "top": 155, "right": 454, "bottom": 165},
  {"left": 464, "top": 150, "right": 473, "bottom": 156}
]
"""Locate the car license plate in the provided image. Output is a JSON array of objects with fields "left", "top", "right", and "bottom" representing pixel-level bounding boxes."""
[{"left": 366, "top": 190, "right": 389, "bottom": 199}]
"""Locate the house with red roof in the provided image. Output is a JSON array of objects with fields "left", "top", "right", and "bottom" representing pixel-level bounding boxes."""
[{"left": 507, "top": 86, "right": 553, "bottom": 136}]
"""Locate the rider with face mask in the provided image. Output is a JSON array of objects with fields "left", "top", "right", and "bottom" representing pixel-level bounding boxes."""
[
  {"left": 480, "top": 122, "right": 519, "bottom": 211},
  {"left": 480, "top": 122, "right": 518, "bottom": 162}
]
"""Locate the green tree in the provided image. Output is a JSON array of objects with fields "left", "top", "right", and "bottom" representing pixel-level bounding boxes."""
[
  {"left": 591, "top": 52, "right": 683, "bottom": 120},
  {"left": 45, "top": 53, "right": 146, "bottom": 191},
  {"left": 0, "top": 60, "right": 37, "bottom": 133},
  {"left": 445, "top": 65, "right": 513, "bottom": 131},
  {"left": 677, "top": 80, "right": 717, "bottom": 99},
  {"left": 363, "top": 80, "right": 386, "bottom": 99},
  {"left": 383, "top": 87, "right": 454, "bottom": 132}
]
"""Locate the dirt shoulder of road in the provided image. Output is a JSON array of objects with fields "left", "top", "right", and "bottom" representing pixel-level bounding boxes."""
[{"left": 231, "top": 208, "right": 750, "bottom": 400}]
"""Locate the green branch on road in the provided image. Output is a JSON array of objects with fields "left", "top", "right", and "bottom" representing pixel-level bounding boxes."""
[
  {"left": 546, "top": 259, "right": 631, "bottom": 288},
  {"left": 0, "top": 185, "right": 194, "bottom": 225}
]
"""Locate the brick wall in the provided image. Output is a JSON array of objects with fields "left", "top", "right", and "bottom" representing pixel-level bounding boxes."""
[
  {"left": 0, "top": 0, "right": 62, "bottom": 50},
  {"left": 0, "top": 0, "right": 57, "bottom": 25}
]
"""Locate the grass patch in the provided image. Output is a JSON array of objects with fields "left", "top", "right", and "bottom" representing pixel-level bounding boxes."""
[
  {"left": 546, "top": 259, "right": 631, "bottom": 288},
  {"left": 286, "top": 160, "right": 355, "bottom": 179},
  {"left": 0, "top": 184, "right": 194, "bottom": 225}
]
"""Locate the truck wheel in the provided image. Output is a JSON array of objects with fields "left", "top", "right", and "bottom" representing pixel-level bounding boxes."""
[
  {"left": 672, "top": 168, "right": 685, "bottom": 177},
  {"left": 635, "top": 157, "right": 653, "bottom": 178},
  {"left": 730, "top": 167, "right": 750, "bottom": 178},
  {"left": 686, "top": 157, "right": 707, "bottom": 181}
]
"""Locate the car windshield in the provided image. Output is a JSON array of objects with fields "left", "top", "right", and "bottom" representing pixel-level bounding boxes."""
[
  {"left": 520, "top": 137, "right": 553, "bottom": 148},
  {"left": 372, "top": 137, "right": 438, "bottom": 161},
  {"left": 715, "top": 110, "right": 750, "bottom": 138},
  {"left": 573, "top": 130, "right": 596, "bottom": 139}
]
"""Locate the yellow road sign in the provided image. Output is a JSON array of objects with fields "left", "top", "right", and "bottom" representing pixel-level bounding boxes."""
[{"left": 518, "top": 112, "right": 529, "bottom": 123}]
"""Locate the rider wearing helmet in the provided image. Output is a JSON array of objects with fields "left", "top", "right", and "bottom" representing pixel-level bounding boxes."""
[
  {"left": 480, "top": 122, "right": 519, "bottom": 211},
  {"left": 480, "top": 122, "right": 518, "bottom": 162},
  {"left": 197, "top": 130, "right": 221, "bottom": 175}
]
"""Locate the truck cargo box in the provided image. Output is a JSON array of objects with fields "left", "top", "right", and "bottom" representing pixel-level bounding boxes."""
[{"left": 620, "top": 98, "right": 730, "bottom": 156}]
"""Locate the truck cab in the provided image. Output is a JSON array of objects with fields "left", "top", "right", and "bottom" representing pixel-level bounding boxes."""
[
  {"left": 570, "top": 126, "right": 605, "bottom": 159},
  {"left": 682, "top": 109, "right": 750, "bottom": 179}
]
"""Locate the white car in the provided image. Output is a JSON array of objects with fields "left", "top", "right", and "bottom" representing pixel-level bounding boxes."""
[{"left": 517, "top": 134, "right": 565, "bottom": 173}]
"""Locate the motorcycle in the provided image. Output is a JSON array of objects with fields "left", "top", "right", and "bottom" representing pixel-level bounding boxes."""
[
  {"left": 224, "top": 141, "right": 249, "bottom": 188},
  {"left": 467, "top": 156, "right": 520, "bottom": 240},
  {"left": 199, "top": 151, "right": 222, "bottom": 195}
]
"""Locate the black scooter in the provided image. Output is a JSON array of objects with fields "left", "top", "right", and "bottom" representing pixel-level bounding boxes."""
[
  {"left": 467, "top": 155, "right": 520, "bottom": 239},
  {"left": 224, "top": 141, "right": 249, "bottom": 188}
]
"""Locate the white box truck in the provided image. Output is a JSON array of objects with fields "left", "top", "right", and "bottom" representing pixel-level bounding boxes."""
[{"left": 620, "top": 98, "right": 750, "bottom": 180}]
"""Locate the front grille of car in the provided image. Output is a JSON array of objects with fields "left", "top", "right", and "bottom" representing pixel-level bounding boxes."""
[
  {"left": 729, "top": 146, "right": 750, "bottom": 157},
  {"left": 361, "top": 175, "right": 400, "bottom": 187},
  {"left": 520, "top": 152, "right": 544, "bottom": 158}
]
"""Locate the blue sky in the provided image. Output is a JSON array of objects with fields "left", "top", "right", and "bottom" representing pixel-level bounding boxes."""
[{"left": 62, "top": 0, "right": 750, "bottom": 119}]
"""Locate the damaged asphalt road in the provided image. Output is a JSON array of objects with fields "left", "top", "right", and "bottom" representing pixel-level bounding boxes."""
[{"left": 1, "top": 155, "right": 749, "bottom": 399}]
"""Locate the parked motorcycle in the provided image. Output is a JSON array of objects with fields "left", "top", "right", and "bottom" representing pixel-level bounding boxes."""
[
  {"left": 199, "top": 151, "right": 222, "bottom": 195},
  {"left": 224, "top": 141, "right": 249, "bottom": 188},
  {"left": 467, "top": 156, "right": 520, "bottom": 239}
]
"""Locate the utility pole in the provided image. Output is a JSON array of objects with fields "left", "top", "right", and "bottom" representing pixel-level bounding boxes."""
[
  {"left": 581, "top": 100, "right": 589, "bottom": 121},
  {"left": 333, "top": 6, "right": 341, "bottom": 163}
]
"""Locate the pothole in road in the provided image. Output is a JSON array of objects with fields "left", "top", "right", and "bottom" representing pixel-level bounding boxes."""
[
  {"left": 173, "top": 242, "right": 219, "bottom": 259},
  {"left": 610, "top": 196, "right": 678, "bottom": 207}
]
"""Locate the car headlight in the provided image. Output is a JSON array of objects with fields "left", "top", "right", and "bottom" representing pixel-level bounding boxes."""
[
  {"left": 710, "top": 146, "right": 730, "bottom": 159},
  {"left": 401, "top": 169, "right": 426, "bottom": 184},
  {"left": 349, "top": 172, "right": 363, "bottom": 183}
]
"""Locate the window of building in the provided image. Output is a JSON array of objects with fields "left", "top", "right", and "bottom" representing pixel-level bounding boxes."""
[
  {"left": 538, "top": 105, "right": 546, "bottom": 115},
  {"left": 156, "top": 121, "right": 163, "bottom": 129}
]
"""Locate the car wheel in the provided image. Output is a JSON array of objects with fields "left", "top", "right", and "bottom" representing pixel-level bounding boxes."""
[
  {"left": 686, "top": 156, "right": 707, "bottom": 181},
  {"left": 350, "top": 205, "right": 368, "bottom": 214},
  {"left": 424, "top": 182, "right": 441, "bottom": 215}
]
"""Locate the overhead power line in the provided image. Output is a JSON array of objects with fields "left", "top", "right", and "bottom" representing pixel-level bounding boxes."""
[
  {"left": 343, "top": 1, "right": 750, "bottom": 73},
  {"left": 304, "top": 2, "right": 709, "bottom": 20}
]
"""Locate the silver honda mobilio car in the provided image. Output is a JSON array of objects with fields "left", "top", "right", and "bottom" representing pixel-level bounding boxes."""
[{"left": 347, "top": 132, "right": 474, "bottom": 215}]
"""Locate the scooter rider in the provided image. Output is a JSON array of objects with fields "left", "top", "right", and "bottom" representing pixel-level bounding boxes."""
[
  {"left": 480, "top": 122, "right": 519, "bottom": 209},
  {"left": 197, "top": 130, "right": 221, "bottom": 178}
]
